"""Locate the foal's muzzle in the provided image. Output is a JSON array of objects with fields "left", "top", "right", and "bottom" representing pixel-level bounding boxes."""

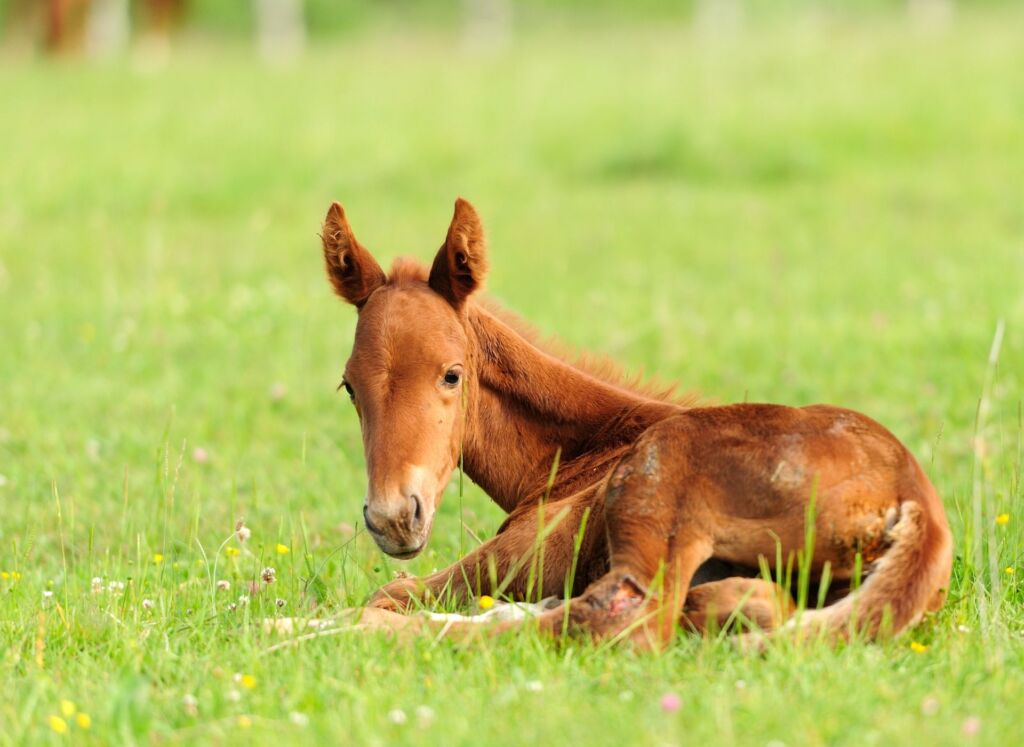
[{"left": 363, "top": 491, "right": 431, "bottom": 559}]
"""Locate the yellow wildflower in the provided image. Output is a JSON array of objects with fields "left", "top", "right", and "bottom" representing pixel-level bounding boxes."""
[
  {"left": 12, "top": 571, "right": 20, "bottom": 580},
  {"left": 995, "top": 513, "right": 1009, "bottom": 526},
  {"left": 153, "top": 553, "right": 164, "bottom": 564},
  {"left": 910, "top": 641, "right": 928, "bottom": 653},
  {"left": 76, "top": 713, "right": 92, "bottom": 730},
  {"left": 238, "top": 715, "right": 253, "bottom": 729},
  {"left": 60, "top": 700, "right": 76, "bottom": 717},
  {"left": 240, "top": 674, "right": 256, "bottom": 690},
  {"left": 1, "top": 572, "right": 8, "bottom": 580},
  {"left": 478, "top": 595, "right": 495, "bottom": 610},
  {"left": 48, "top": 716, "right": 68, "bottom": 735},
  {"left": 225, "top": 547, "right": 240, "bottom": 557},
  {"left": 1006, "top": 567, "right": 1015, "bottom": 575},
  {"left": 275, "top": 544, "right": 290, "bottom": 555}
]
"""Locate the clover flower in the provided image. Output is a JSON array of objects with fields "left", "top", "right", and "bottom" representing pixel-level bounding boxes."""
[
  {"left": 276, "top": 598, "right": 286, "bottom": 608},
  {"left": 660, "top": 693, "right": 681, "bottom": 713},
  {"left": 235, "top": 520, "right": 251, "bottom": 543},
  {"left": 217, "top": 580, "right": 231, "bottom": 592},
  {"left": 142, "top": 599, "right": 154, "bottom": 610},
  {"left": 183, "top": 694, "right": 199, "bottom": 717},
  {"left": 387, "top": 708, "right": 407, "bottom": 725},
  {"left": 261, "top": 567, "right": 276, "bottom": 584},
  {"left": 91, "top": 577, "right": 103, "bottom": 594}
]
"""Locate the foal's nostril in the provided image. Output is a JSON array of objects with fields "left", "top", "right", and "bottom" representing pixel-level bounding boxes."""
[
  {"left": 363, "top": 504, "right": 382, "bottom": 535},
  {"left": 409, "top": 493, "right": 423, "bottom": 529}
]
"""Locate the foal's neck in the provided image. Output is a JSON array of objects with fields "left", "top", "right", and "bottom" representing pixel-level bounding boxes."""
[{"left": 461, "top": 304, "right": 682, "bottom": 512}]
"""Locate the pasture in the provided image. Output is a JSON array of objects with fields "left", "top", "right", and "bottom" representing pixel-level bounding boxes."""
[{"left": 1, "top": 7, "right": 1023, "bottom": 745}]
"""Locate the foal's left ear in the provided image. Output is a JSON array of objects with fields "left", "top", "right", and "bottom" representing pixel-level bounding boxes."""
[{"left": 429, "top": 197, "right": 488, "bottom": 309}]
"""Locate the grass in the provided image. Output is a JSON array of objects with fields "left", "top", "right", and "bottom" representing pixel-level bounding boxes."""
[{"left": 1, "top": 7, "right": 1023, "bottom": 746}]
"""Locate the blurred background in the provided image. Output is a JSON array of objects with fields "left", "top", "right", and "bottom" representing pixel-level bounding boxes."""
[
  {"left": 0, "top": 1, "right": 982, "bottom": 58},
  {"left": 0, "top": 0, "right": 1020, "bottom": 593}
]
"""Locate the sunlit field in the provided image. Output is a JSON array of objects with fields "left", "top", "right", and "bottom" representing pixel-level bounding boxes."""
[{"left": 1, "top": 6, "right": 1023, "bottom": 745}]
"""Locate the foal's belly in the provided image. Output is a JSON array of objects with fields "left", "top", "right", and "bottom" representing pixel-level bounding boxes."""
[{"left": 667, "top": 403, "right": 910, "bottom": 579}]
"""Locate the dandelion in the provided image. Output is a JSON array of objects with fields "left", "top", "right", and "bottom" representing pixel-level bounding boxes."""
[
  {"left": 962, "top": 716, "right": 981, "bottom": 737},
  {"left": 276, "top": 598, "right": 286, "bottom": 608},
  {"left": 995, "top": 513, "right": 1009, "bottom": 526},
  {"left": 60, "top": 700, "right": 76, "bottom": 717},
  {"left": 240, "top": 674, "right": 256, "bottom": 690},
  {"left": 275, "top": 544, "right": 290, "bottom": 555},
  {"left": 182, "top": 694, "right": 199, "bottom": 717},
  {"left": 921, "top": 696, "right": 940, "bottom": 716},
  {"left": 75, "top": 713, "right": 91, "bottom": 730},
  {"left": 261, "top": 567, "right": 277, "bottom": 584},
  {"left": 235, "top": 520, "right": 251, "bottom": 543},
  {"left": 238, "top": 715, "right": 253, "bottom": 729},
  {"left": 1006, "top": 567, "right": 1015, "bottom": 575},
  {"left": 192, "top": 447, "right": 209, "bottom": 464},
  {"left": 47, "top": 715, "right": 68, "bottom": 735},
  {"left": 660, "top": 692, "right": 682, "bottom": 713},
  {"left": 152, "top": 553, "right": 164, "bottom": 564},
  {"left": 225, "top": 547, "right": 241, "bottom": 558},
  {"left": 478, "top": 595, "right": 494, "bottom": 610},
  {"left": 289, "top": 711, "right": 310, "bottom": 727},
  {"left": 142, "top": 598, "right": 154, "bottom": 610},
  {"left": 217, "top": 580, "right": 231, "bottom": 591},
  {"left": 910, "top": 641, "right": 928, "bottom": 653},
  {"left": 91, "top": 577, "right": 103, "bottom": 594},
  {"left": 388, "top": 708, "right": 408, "bottom": 725}
]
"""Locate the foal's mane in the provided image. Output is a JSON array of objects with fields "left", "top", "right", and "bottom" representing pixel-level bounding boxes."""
[{"left": 386, "top": 258, "right": 696, "bottom": 409}]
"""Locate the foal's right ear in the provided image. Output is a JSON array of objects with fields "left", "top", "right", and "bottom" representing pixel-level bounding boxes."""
[{"left": 321, "top": 202, "right": 386, "bottom": 308}]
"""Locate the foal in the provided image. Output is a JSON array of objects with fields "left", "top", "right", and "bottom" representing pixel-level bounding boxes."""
[{"left": 321, "top": 198, "right": 952, "bottom": 648}]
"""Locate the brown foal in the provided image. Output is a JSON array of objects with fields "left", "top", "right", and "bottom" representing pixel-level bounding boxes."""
[{"left": 320, "top": 198, "right": 952, "bottom": 648}]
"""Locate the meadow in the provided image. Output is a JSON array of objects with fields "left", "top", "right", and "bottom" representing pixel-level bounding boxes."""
[{"left": 1, "top": 6, "right": 1023, "bottom": 745}]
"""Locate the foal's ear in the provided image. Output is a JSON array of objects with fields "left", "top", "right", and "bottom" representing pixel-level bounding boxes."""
[
  {"left": 429, "top": 197, "right": 488, "bottom": 309},
  {"left": 321, "top": 202, "right": 386, "bottom": 308}
]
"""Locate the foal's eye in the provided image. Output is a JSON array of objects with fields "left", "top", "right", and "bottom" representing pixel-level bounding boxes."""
[
  {"left": 339, "top": 379, "right": 355, "bottom": 401},
  {"left": 442, "top": 369, "right": 462, "bottom": 388}
]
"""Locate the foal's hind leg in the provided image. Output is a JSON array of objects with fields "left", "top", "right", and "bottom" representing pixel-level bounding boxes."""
[
  {"left": 682, "top": 578, "right": 794, "bottom": 634},
  {"left": 555, "top": 434, "right": 714, "bottom": 649}
]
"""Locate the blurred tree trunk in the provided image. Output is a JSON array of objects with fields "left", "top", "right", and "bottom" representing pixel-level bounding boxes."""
[
  {"left": 255, "top": 0, "right": 306, "bottom": 62},
  {"left": 86, "top": 0, "right": 129, "bottom": 57},
  {"left": 462, "top": 0, "right": 511, "bottom": 52}
]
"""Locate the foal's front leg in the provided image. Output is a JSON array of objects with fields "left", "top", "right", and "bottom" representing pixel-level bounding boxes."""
[{"left": 368, "top": 495, "right": 601, "bottom": 612}]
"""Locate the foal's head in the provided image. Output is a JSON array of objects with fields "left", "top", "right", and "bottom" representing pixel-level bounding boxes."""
[{"left": 321, "top": 199, "right": 488, "bottom": 558}]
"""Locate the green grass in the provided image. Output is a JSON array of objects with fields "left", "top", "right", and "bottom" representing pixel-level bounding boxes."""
[{"left": 1, "top": 8, "right": 1023, "bottom": 746}]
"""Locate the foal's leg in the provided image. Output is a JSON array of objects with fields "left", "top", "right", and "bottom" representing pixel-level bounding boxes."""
[
  {"left": 550, "top": 436, "right": 715, "bottom": 649},
  {"left": 368, "top": 492, "right": 604, "bottom": 611},
  {"left": 682, "top": 578, "right": 794, "bottom": 634}
]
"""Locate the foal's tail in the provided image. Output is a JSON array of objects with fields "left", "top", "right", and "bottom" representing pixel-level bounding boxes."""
[{"left": 792, "top": 472, "right": 952, "bottom": 641}]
